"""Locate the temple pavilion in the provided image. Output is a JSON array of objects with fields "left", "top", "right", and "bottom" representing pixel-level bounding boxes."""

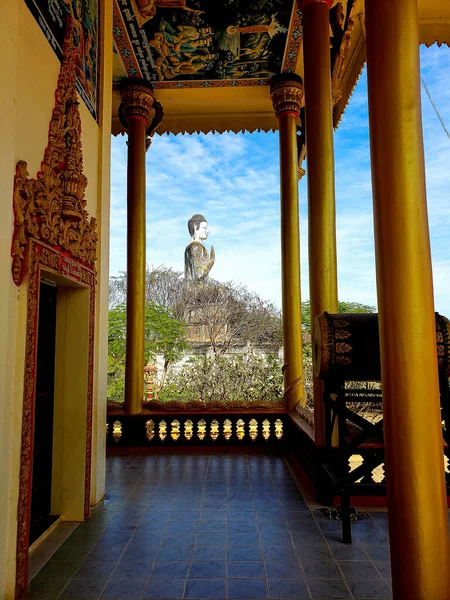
[{"left": 1, "top": 0, "right": 450, "bottom": 598}]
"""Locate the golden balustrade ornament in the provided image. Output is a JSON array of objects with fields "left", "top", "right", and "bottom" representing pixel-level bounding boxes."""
[
  {"left": 197, "top": 419, "right": 207, "bottom": 441},
  {"left": 184, "top": 419, "right": 194, "bottom": 441},
  {"left": 159, "top": 420, "right": 167, "bottom": 441},
  {"left": 223, "top": 419, "right": 232, "bottom": 441},
  {"left": 171, "top": 419, "right": 181, "bottom": 441},
  {"left": 274, "top": 419, "right": 283, "bottom": 439},
  {"left": 249, "top": 419, "right": 258, "bottom": 441},
  {"left": 112, "top": 421, "right": 122, "bottom": 442},
  {"left": 145, "top": 419, "right": 155, "bottom": 441},
  {"left": 236, "top": 419, "right": 245, "bottom": 441},
  {"left": 210, "top": 419, "right": 220, "bottom": 441}
]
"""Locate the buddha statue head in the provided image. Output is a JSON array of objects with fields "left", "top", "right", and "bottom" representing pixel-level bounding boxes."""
[{"left": 188, "top": 214, "right": 209, "bottom": 242}]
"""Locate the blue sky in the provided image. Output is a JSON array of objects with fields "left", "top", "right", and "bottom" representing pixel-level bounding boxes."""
[{"left": 110, "top": 44, "right": 450, "bottom": 315}]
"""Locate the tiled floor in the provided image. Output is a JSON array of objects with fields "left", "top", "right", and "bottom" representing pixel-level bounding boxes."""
[{"left": 26, "top": 453, "right": 392, "bottom": 600}]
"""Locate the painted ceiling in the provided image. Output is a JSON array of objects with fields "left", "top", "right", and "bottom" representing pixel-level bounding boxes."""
[
  {"left": 112, "top": 0, "right": 304, "bottom": 87},
  {"left": 111, "top": 0, "right": 450, "bottom": 135}
]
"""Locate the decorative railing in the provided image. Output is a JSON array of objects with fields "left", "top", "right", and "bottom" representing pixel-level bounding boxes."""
[
  {"left": 106, "top": 414, "right": 286, "bottom": 446},
  {"left": 313, "top": 311, "right": 450, "bottom": 543}
]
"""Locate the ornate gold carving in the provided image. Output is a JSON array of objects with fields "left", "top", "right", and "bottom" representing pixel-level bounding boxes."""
[
  {"left": 197, "top": 419, "right": 207, "bottom": 441},
  {"left": 223, "top": 419, "right": 232, "bottom": 441},
  {"left": 184, "top": 419, "right": 194, "bottom": 441},
  {"left": 236, "top": 419, "right": 245, "bottom": 441},
  {"left": 146, "top": 419, "right": 155, "bottom": 441},
  {"left": 249, "top": 419, "right": 258, "bottom": 441},
  {"left": 270, "top": 77, "right": 304, "bottom": 118},
  {"left": 171, "top": 419, "right": 181, "bottom": 441},
  {"left": 119, "top": 83, "right": 155, "bottom": 126},
  {"left": 112, "top": 420, "right": 123, "bottom": 442},
  {"left": 11, "top": 26, "right": 97, "bottom": 286},
  {"left": 332, "top": 84, "right": 343, "bottom": 107},
  {"left": 159, "top": 420, "right": 167, "bottom": 441},
  {"left": 274, "top": 419, "right": 284, "bottom": 439},
  {"left": 210, "top": 419, "right": 220, "bottom": 441},
  {"left": 262, "top": 419, "right": 271, "bottom": 440},
  {"left": 332, "top": 2, "right": 357, "bottom": 82}
]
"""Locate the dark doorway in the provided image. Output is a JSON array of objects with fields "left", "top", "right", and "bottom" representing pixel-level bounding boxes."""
[{"left": 29, "top": 280, "right": 59, "bottom": 545}]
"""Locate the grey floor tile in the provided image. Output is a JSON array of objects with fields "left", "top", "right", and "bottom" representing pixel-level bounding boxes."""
[
  {"left": 59, "top": 577, "right": 108, "bottom": 599},
  {"left": 143, "top": 578, "right": 186, "bottom": 600},
  {"left": 115, "top": 559, "right": 153, "bottom": 579},
  {"left": 346, "top": 578, "right": 392, "bottom": 599},
  {"left": 189, "top": 561, "right": 226, "bottom": 579},
  {"left": 99, "top": 577, "right": 147, "bottom": 600},
  {"left": 228, "top": 546, "right": 262, "bottom": 562},
  {"left": 301, "top": 560, "right": 341, "bottom": 579},
  {"left": 196, "top": 533, "right": 227, "bottom": 546},
  {"left": 151, "top": 561, "right": 190, "bottom": 579},
  {"left": 227, "top": 578, "right": 268, "bottom": 599},
  {"left": 72, "top": 561, "right": 117, "bottom": 580},
  {"left": 185, "top": 579, "right": 226, "bottom": 599},
  {"left": 364, "top": 546, "right": 390, "bottom": 562},
  {"left": 264, "top": 561, "right": 302, "bottom": 579},
  {"left": 328, "top": 544, "right": 369, "bottom": 561},
  {"left": 228, "top": 561, "right": 265, "bottom": 578},
  {"left": 263, "top": 545, "right": 298, "bottom": 562},
  {"left": 337, "top": 561, "right": 382, "bottom": 579},
  {"left": 193, "top": 546, "right": 227, "bottom": 561},
  {"left": 157, "top": 546, "right": 193, "bottom": 561},
  {"left": 267, "top": 577, "right": 310, "bottom": 599},
  {"left": 307, "top": 578, "right": 351, "bottom": 599}
]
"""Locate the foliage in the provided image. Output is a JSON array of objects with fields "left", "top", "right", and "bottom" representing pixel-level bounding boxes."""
[
  {"left": 109, "top": 266, "right": 185, "bottom": 314},
  {"left": 107, "top": 301, "right": 188, "bottom": 402},
  {"left": 107, "top": 354, "right": 125, "bottom": 404},
  {"left": 181, "top": 279, "right": 282, "bottom": 356},
  {"left": 160, "top": 352, "right": 284, "bottom": 405},
  {"left": 301, "top": 300, "right": 376, "bottom": 333},
  {"left": 108, "top": 302, "right": 188, "bottom": 362},
  {"left": 109, "top": 267, "right": 283, "bottom": 355}
]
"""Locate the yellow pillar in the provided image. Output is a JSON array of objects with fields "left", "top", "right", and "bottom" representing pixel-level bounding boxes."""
[
  {"left": 365, "top": 1, "right": 450, "bottom": 598},
  {"left": 301, "top": 0, "right": 338, "bottom": 446},
  {"left": 270, "top": 75, "right": 305, "bottom": 410},
  {"left": 119, "top": 82, "right": 155, "bottom": 415}
]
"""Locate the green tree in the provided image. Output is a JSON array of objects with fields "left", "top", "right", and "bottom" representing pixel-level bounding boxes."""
[
  {"left": 107, "top": 302, "right": 189, "bottom": 402},
  {"left": 301, "top": 300, "right": 376, "bottom": 333}
]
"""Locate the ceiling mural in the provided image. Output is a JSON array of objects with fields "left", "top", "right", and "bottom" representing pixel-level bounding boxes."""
[{"left": 113, "top": 0, "right": 301, "bottom": 87}]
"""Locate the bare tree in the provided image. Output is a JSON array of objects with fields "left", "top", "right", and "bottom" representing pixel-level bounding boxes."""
[
  {"left": 180, "top": 279, "right": 282, "bottom": 356},
  {"left": 109, "top": 267, "right": 282, "bottom": 356},
  {"left": 109, "top": 265, "right": 185, "bottom": 313}
]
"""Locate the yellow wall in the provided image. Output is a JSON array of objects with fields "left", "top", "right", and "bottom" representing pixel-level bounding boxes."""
[{"left": 0, "top": 0, "right": 112, "bottom": 596}]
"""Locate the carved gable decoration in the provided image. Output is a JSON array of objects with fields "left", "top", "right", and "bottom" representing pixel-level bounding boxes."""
[{"left": 11, "top": 22, "right": 97, "bottom": 286}]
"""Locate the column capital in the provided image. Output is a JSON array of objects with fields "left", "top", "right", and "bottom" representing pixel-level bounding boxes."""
[
  {"left": 299, "top": 0, "right": 333, "bottom": 10},
  {"left": 270, "top": 74, "right": 304, "bottom": 118},
  {"left": 119, "top": 79, "right": 155, "bottom": 128}
]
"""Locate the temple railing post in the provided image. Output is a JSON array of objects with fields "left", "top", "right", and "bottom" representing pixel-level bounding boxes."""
[
  {"left": 301, "top": 0, "right": 339, "bottom": 446},
  {"left": 365, "top": 0, "right": 450, "bottom": 597},
  {"left": 270, "top": 75, "right": 306, "bottom": 411},
  {"left": 119, "top": 81, "right": 155, "bottom": 416}
]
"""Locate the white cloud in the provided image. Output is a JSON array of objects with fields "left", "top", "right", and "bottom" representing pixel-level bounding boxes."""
[{"left": 109, "top": 44, "right": 450, "bottom": 318}]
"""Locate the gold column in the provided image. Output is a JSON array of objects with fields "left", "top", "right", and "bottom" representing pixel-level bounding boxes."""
[
  {"left": 119, "top": 82, "right": 155, "bottom": 415},
  {"left": 301, "top": 0, "right": 338, "bottom": 446},
  {"left": 270, "top": 76, "right": 305, "bottom": 411},
  {"left": 365, "top": 1, "right": 450, "bottom": 598}
]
